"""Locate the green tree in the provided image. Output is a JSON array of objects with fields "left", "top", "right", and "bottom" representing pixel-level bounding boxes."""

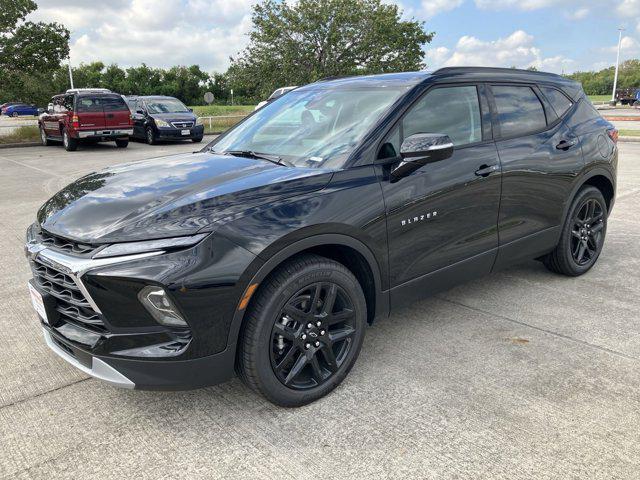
[
  {"left": 228, "top": 0, "right": 432, "bottom": 101},
  {"left": 0, "top": 0, "right": 69, "bottom": 103}
]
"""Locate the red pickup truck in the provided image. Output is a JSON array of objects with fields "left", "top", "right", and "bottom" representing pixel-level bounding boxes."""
[{"left": 39, "top": 89, "right": 133, "bottom": 151}]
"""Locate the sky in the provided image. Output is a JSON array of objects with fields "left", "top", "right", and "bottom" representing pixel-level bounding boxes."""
[{"left": 28, "top": 0, "right": 640, "bottom": 75}]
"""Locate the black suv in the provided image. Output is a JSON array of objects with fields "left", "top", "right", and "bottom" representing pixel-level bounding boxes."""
[
  {"left": 127, "top": 95, "right": 204, "bottom": 144},
  {"left": 25, "top": 68, "right": 617, "bottom": 407}
]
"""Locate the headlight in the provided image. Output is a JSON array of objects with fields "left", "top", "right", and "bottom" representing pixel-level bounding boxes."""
[
  {"left": 154, "top": 118, "right": 170, "bottom": 128},
  {"left": 196, "top": 117, "right": 203, "bottom": 126},
  {"left": 93, "top": 233, "right": 208, "bottom": 259},
  {"left": 138, "top": 286, "right": 187, "bottom": 327}
]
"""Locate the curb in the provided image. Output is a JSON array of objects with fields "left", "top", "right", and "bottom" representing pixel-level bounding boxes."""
[{"left": 618, "top": 136, "right": 640, "bottom": 143}]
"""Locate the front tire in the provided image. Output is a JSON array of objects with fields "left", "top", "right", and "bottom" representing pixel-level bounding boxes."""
[
  {"left": 191, "top": 136, "right": 203, "bottom": 143},
  {"left": 145, "top": 126, "right": 157, "bottom": 145},
  {"left": 39, "top": 125, "right": 53, "bottom": 146},
  {"left": 62, "top": 130, "right": 78, "bottom": 151},
  {"left": 11, "top": 112, "right": 18, "bottom": 118},
  {"left": 543, "top": 186, "right": 607, "bottom": 276},
  {"left": 237, "top": 254, "right": 367, "bottom": 407}
]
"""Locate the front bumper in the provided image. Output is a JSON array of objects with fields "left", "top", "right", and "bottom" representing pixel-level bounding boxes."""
[
  {"left": 43, "top": 326, "right": 236, "bottom": 390},
  {"left": 26, "top": 231, "right": 258, "bottom": 390},
  {"left": 77, "top": 128, "right": 133, "bottom": 139},
  {"left": 156, "top": 125, "right": 204, "bottom": 140}
]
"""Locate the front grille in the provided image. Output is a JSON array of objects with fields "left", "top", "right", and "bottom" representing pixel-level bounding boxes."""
[
  {"left": 36, "top": 228, "right": 97, "bottom": 256},
  {"left": 171, "top": 121, "right": 194, "bottom": 129},
  {"left": 30, "top": 256, "right": 106, "bottom": 332}
]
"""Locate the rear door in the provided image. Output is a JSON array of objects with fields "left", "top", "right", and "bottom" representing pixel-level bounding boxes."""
[
  {"left": 490, "top": 84, "right": 584, "bottom": 268},
  {"left": 76, "top": 96, "right": 106, "bottom": 130},
  {"left": 102, "top": 95, "right": 132, "bottom": 130}
]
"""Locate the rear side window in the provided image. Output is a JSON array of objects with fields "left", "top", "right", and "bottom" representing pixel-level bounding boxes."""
[
  {"left": 402, "top": 86, "right": 482, "bottom": 147},
  {"left": 540, "top": 86, "right": 573, "bottom": 118},
  {"left": 492, "top": 85, "right": 546, "bottom": 138}
]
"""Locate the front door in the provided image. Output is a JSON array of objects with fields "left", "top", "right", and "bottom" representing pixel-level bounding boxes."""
[{"left": 379, "top": 84, "right": 502, "bottom": 306}]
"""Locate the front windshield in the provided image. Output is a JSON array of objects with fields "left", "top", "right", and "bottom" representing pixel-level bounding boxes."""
[
  {"left": 146, "top": 99, "right": 189, "bottom": 114},
  {"left": 212, "top": 85, "right": 408, "bottom": 169}
]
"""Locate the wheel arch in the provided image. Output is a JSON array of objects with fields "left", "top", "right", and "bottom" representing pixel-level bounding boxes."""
[
  {"left": 225, "top": 234, "right": 389, "bottom": 351},
  {"left": 564, "top": 168, "right": 615, "bottom": 222}
]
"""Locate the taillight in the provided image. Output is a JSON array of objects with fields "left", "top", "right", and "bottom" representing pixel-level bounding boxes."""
[
  {"left": 607, "top": 128, "right": 619, "bottom": 144},
  {"left": 71, "top": 115, "right": 80, "bottom": 129}
]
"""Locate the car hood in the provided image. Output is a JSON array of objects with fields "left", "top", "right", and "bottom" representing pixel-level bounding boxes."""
[
  {"left": 149, "top": 112, "right": 196, "bottom": 122},
  {"left": 37, "top": 151, "right": 333, "bottom": 244}
]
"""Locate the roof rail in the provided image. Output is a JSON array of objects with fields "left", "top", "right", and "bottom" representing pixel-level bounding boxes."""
[
  {"left": 65, "top": 88, "right": 112, "bottom": 94},
  {"left": 432, "top": 66, "right": 563, "bottom": 77}
]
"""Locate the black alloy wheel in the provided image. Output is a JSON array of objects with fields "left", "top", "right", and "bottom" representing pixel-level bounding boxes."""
[
  {"left": 237, "top": 254, "right": 366, "bottom": 407},
  {"left": 570, "top": 198, "right": 605, "bottom": 266},
  {"left": 270, "top": 282, "right": 357, "bottom": 390},
  {"left": 543, "top": 186, "right": 607, "bottom": 276}
]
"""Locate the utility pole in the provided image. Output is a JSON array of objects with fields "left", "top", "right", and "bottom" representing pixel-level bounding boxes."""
[{"left": 611, "top": 27, "right": 625, "bottom": 104}]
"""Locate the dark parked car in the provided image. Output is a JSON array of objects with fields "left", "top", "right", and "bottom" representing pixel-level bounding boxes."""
[
  {"left": 3, "top": 103, "right": 39, "bottom": 117},
  {"left": 39, "top": 89, "right": 132, "bottom": 151},
  {"left": 127, "top": 95, "right": 204, "bottom": 144},
  {"left": 25, "top": 68, "right": 617, "bottom": 406}
]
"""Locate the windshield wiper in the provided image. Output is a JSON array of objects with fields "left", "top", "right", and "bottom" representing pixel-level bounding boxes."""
[{"left": 222, "top": 150, "right": 293, "bottom": 167}]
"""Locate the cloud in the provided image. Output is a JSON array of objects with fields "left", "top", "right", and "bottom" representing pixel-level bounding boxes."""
[
  {"left": 27, "top": 0, "right": 254, "bottom": 72},
  {"left": 426, "top": 30, "right": 576, "bottom": 73},
  {"left": 566, "top": 7, "right": 590, "bottom": 20},
  {"left": 419, "top": 0, "right": 465, "bottom": 17}
]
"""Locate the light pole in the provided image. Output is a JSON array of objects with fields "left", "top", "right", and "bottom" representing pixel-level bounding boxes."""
[
  {"left": 611, "top": 27, "right": 625, "bottom": 104},
  {"left": 68, "top": 56, "right": 74, "bottom": 89}
]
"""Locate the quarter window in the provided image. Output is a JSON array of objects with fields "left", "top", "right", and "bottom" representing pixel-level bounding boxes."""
[
  {"left": 492, "top": 85, "right": 547, "bottom": 138},
  {"left": 403, "top": 86, "right": 482, "bottom": 147},
  {"left": 540, "top": 86, "right": 573, "bottom": 118}
]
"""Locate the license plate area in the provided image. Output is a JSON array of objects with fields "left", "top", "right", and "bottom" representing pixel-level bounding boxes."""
[
  {"left": 29, "top": 282, "right": 48, "bottom": 323},
  {"left": 181, "top": 129, "right": 190, "bottom": 135}
]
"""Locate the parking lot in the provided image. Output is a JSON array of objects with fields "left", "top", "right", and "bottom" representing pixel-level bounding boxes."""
[{"left": 1, "top": 140, "right": 639, "bottom": 479}]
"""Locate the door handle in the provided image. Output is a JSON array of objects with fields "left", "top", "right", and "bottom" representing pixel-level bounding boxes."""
[
  {"left": 475, "top": 164, "right": 499, "bottom": 177},
  {"left": 556, "top": 139, "right": 577, "bottom": 150}
]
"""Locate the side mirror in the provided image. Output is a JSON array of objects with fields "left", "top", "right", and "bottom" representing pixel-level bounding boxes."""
[
  {"left": 37, "top": 108, "right": 44, "bottom": 114},
  {"left": 188, "top": 108, "right": 193, "bottom": 112},
  {"left": 136, "top": 109, "right": 144, "bottom": 114},
  {"left": 390, "top": 133, "right": 454, "bottom": 181},
  {"left": 47, "top": 103, "right": 54, "bottom": 113}
]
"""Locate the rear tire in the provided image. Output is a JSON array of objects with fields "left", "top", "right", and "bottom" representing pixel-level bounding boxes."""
[
  {"left": 543, "top": 186, "right": 607, "bottom": 276},
  {"left": 115, "top": 138, "right": 129, "bottom": 148},
  {"left": 11, "top": 112, "right": 18, "bottom": 118},
  {"left": 62, "top": 130, "right": 78, "bottom": 151},
  {"left": 145, "top": 127, "right": 157, "bottom": 145},
  {"left": 237, "top": 254, "right": 367, "bottom": 407}
]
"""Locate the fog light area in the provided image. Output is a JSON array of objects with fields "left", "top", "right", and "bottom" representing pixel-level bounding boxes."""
[{"left": 138, "top": 286, "right": 187, "bottom": 327}]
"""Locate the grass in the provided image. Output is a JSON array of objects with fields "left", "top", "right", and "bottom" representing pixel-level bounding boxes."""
[
  {"left": 190, "top": 105, "right": 255, "bottom": 117},
  {"left": 589, "top": 95, "right": 611, "bottom": 103},
  {"left": 0, "top": 125, "right": 39, "bottom": 144},
  {"left": 618, "top": 129, "right": 640, "bottom": 137},
  {"left": 202, "top": 115, "right": 246, "bottom": 134}
]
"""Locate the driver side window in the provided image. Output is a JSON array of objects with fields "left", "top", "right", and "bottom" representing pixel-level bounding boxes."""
[
  {"left": 378, "top": 85, "right": 482, "bottom": 160},
  {"left": 403, "top": 86, "right": 482, "bottom": 147}
]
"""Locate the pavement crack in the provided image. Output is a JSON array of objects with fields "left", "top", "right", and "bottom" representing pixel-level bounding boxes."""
[
  {"left": 438, "top": 296, "right": 640, "bottom": 362},
  {"left": 0, "top": 378, "right": 90, "bottom": 411}
]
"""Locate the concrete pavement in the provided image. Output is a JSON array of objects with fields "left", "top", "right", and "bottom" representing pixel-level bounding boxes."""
[{"left": 0, "top": 140, "right": 639, "bottom": 479}]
